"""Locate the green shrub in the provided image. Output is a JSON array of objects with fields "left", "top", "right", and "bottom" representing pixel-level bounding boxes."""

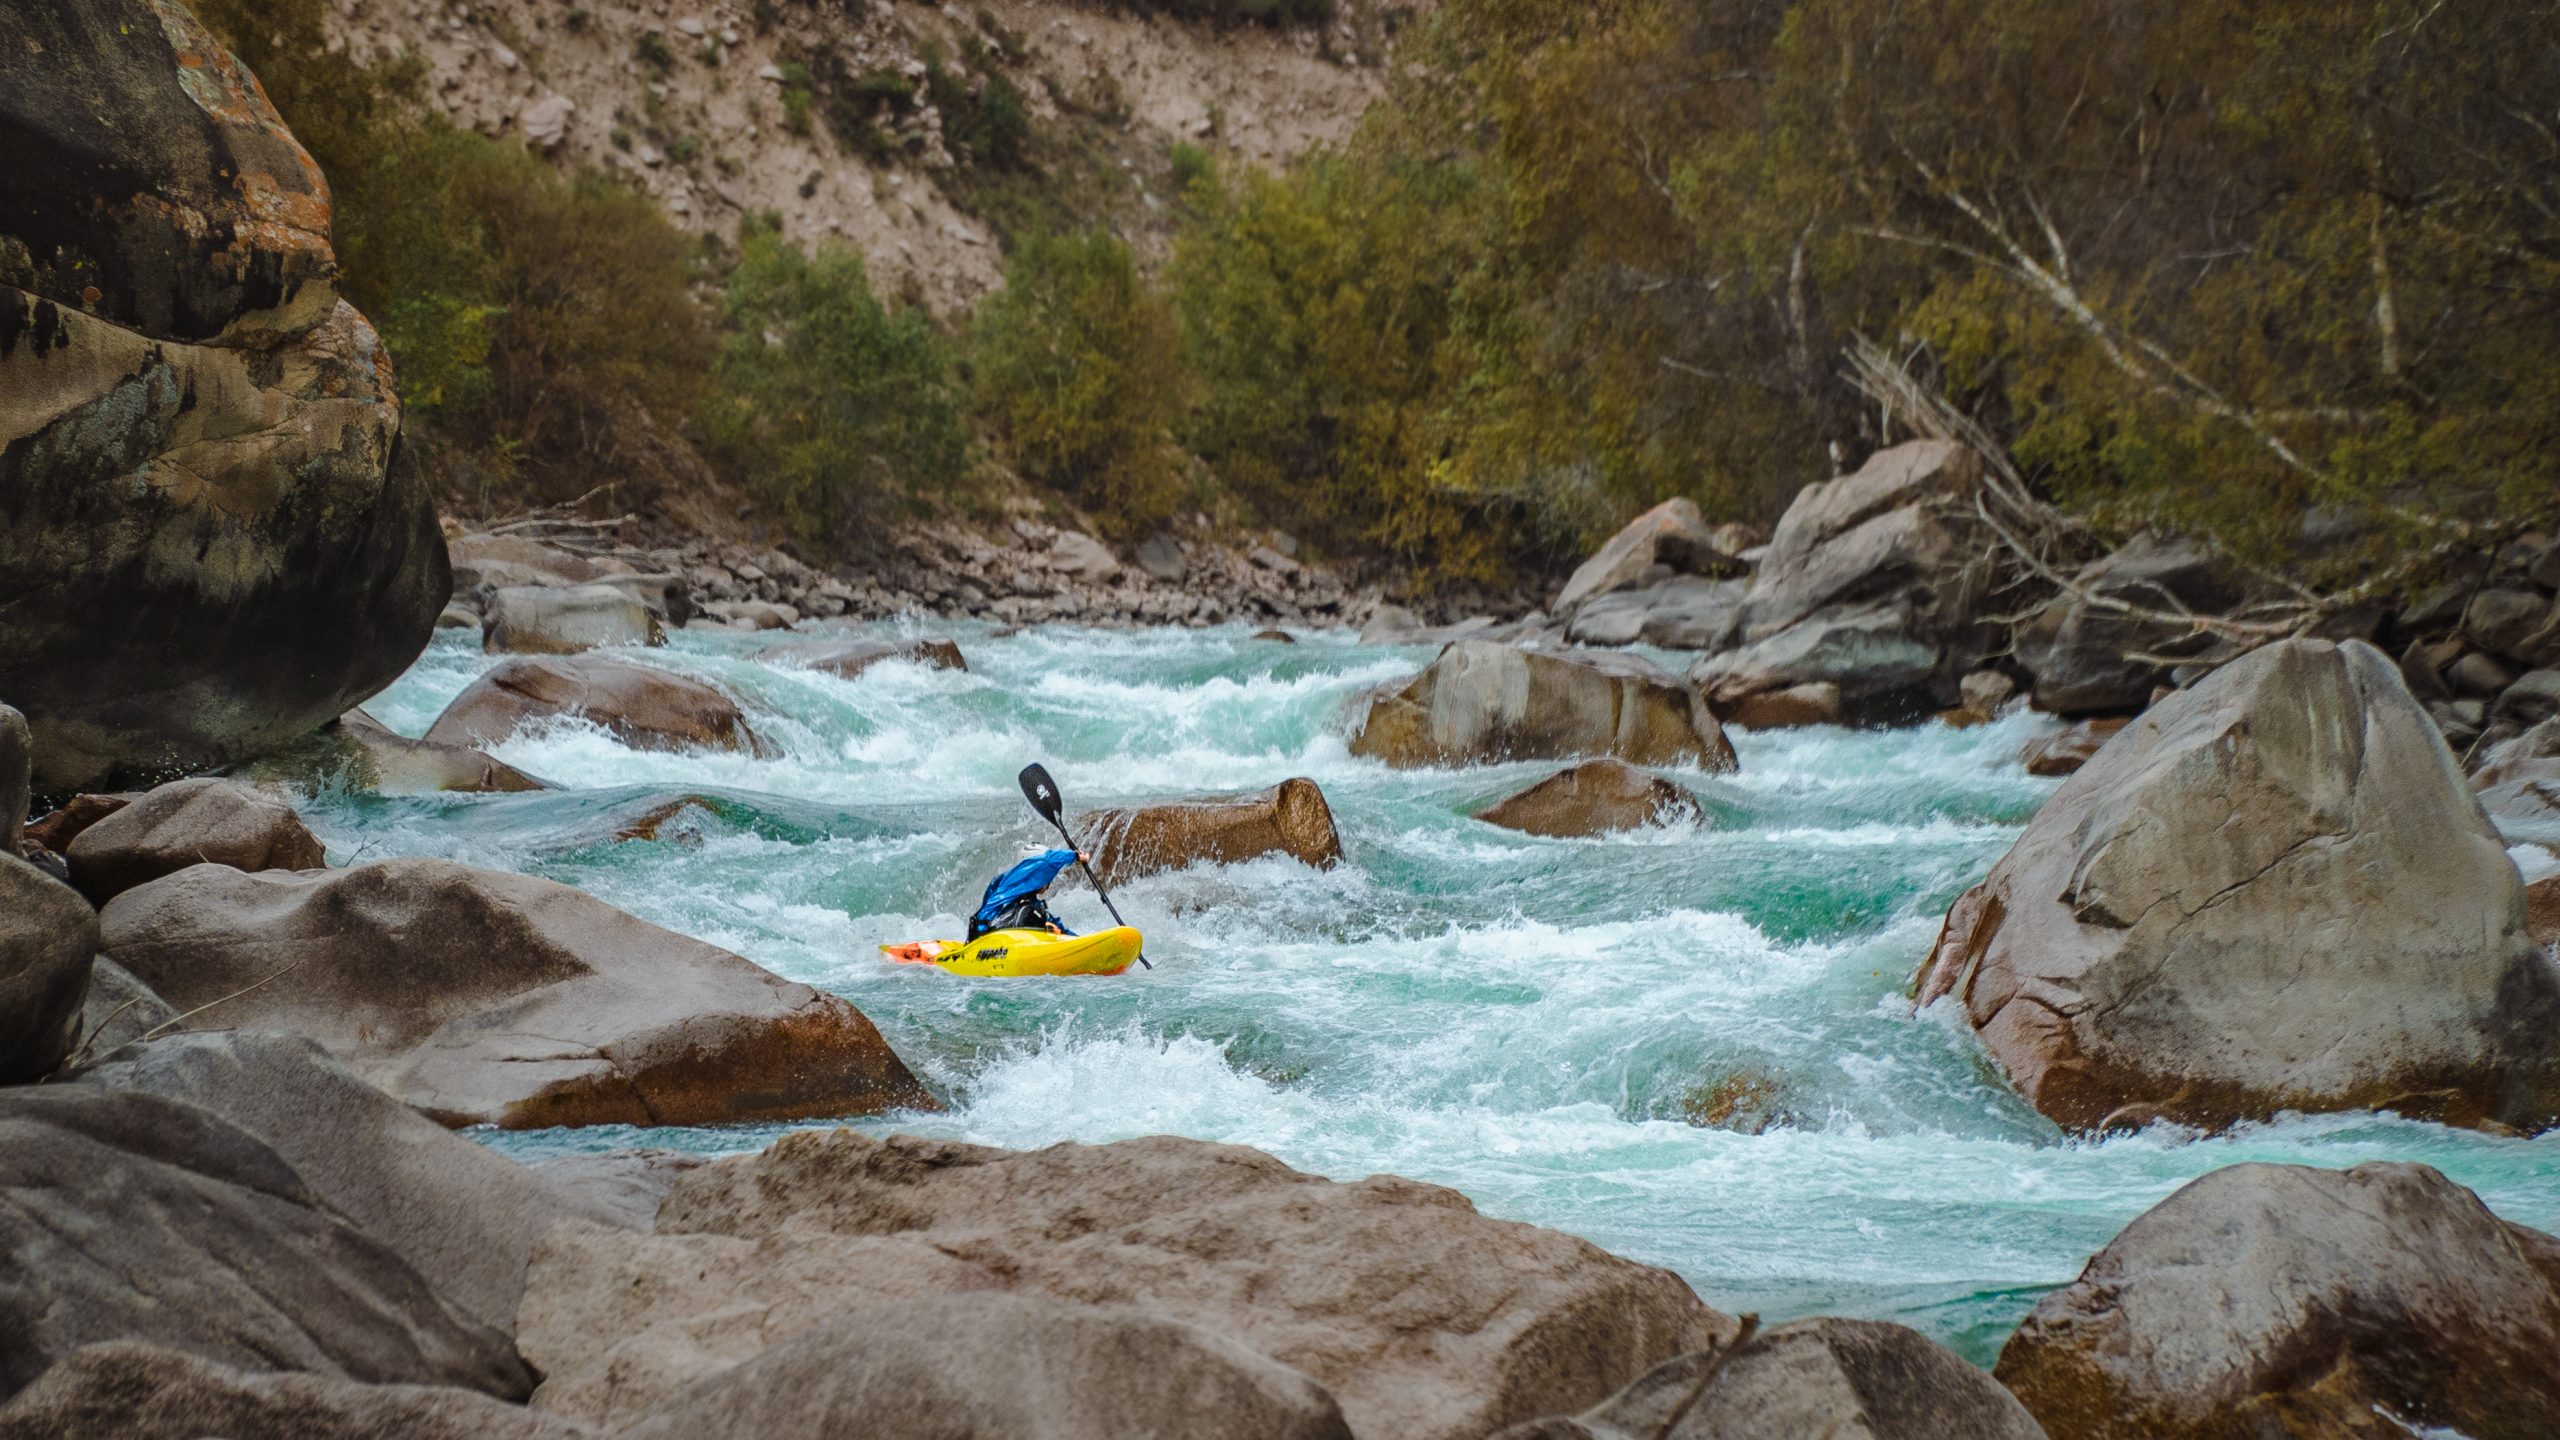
[
  {"left": 708, "top": 225, "right": 969, "bottom": 545},
  {"left": 635, "top": 31, "right": 675, "bottom": 72},
  {"left": 971, "top": 229, "right": 1189, "bottom": 536}
]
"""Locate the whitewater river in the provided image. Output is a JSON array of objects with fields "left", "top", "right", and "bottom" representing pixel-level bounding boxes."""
[{"left": 306, "top": 623, "right": 2560, "bottom": 1364}]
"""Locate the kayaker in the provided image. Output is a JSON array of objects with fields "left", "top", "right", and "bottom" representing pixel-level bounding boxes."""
[{"left": 966, "top": 847, "right": 1089, "bottom": 941}]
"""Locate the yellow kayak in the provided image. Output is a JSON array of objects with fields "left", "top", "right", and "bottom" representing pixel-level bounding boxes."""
[{"left": 880, "top": 926, "right": 1145, "bottom": 978}]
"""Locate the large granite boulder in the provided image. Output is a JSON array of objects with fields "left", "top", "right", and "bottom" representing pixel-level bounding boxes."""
[
  {"left": 0, "top": 1086, "right": 529, "bottom": 1402},
  {"left": 97, "top": 859, "right": 933, "bottom": 1129},
  {"left": 0, "top": 705, "right": 27, "bottom": 859},
  {"left": 424, "top": 656, "right": 772, "bottom": 757},
  {"left": 1564, "top": 578, "right": 1747, "bottom": 651},
  {"left": 614, "top": 1294, "right": 1353, "bottom": 1440},
  {"left": 70, "top": 957, "right": 170, "bottom": 1060},
  {"left": 520, "top": 1130, "right": 1727, "bottom": 1439},
  {"left": 0, "top": 1343, "right": 586, "bottom": 1440},
  {"left": 1080, "top": 778, "right": 1344, "bottom": 887},
  {"left": 482, "top": 586, "right": 665, "bottom": 655},
  {"left": 1351, "top": 642, "right": 1737, "bottom": 772},
  {"left": 763, "top": 635, "right": 967, "bottom": 680},
  {"left": 1494, "top": 1318, "right": 2048, "bottom": 1440},
  {"left": 71, "top": 1032, "right": 632, "bottom": 1334},
  {"left": 1694, "top": 442, "right": 1994, "bottom": 717},
  {"left": 1475, "top": 759, "right": 1703, "bottom": 838},
  {"left": 1913, "top": 638, "right": 2560, "bottom": 1133},
  {"left": 0, "top": 0, "right": 445, "bottom": 794},
  {"left": 0, "top": 860, "right": 96, "bottom": 1085},
  {"left": 1996, "top": 1162, "right": 2560, "bottom": 1440},
  {"left": 1554, "top": 499, "right": 1743, "bottom": 618},
  {"left": 2010, "top": 536, "right": 2253, "bottom": 716},
  {"left": 62, "top": 777, "right": 323, "bottom": 905}
]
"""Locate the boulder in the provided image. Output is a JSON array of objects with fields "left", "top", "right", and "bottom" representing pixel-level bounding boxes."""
[
  {"left": 1495, "top": 1318, "right": 2047, "bottom": 1440},
  {"left": 525, "top": 1151, "right": 705, "bottom": 1233},
  {"left": 71, "top": 957, "right": 171, "bottom": 1060},
  {"left": 2447, "top": 648, "right": 2518, "bottom": 697},
  {"left": 1080, "top": 778, "right": 1345, "bottom": 887},
  {"left": 1913, "top": 638, "right": 2560, "bottom": 1133},
  {"left": 1694, "top": 442, "right": 1994, "bottom": 715},
  {"left": 2011, "top": 536, "right": 2253, "bottom": 715},
  {"left": 447, "top": 534, "right": 612, "bottom": 588},
  {"left": 520, "top": 1130, "right": 1727, "bottom": 1439},
  {"left": 1554, "top": 499, "right": 1739, "bottom": 617},
  {"left": 19, "top": 794, "right": 129, "bottom": 856},
  {"left": 1351, "top": 641, "right": 1737, "bottom": 771},
  {"left": 581, "top": 572, "right": 691, "bottom": 626},
  {"left": 0, "top": 705, "right": 26, "bottom": 858},
  {"left": 0, "top": 861, "right": 95, "bottom": 1085},
  {"left": 2018, "top": 717, "right": 2130, "bottom": 777},
  {"left": 0, "top": 1344, "right": 585, "bottom": 1440},
  {"left": 764, "top": 635, "right": 967, "bottom": 680},
  {"left": 1958, "top": 668, "right": 2017, "bottom": 718},
  {"left": 2463, "top": 587, "right": 2560, "bottom": 666},
  {"left": 64, "top": 778, "right": 324, "bottom": 904},
  {"left": 71, "top": 1032, "right": 633, "bottom": 1334},
  {"left": 97, "top": 859, "right": 934, "bottom": 1129},
  {"left": 1048, "top": 531, "right": 1121, "bottom": 581},
  {"left": 1475, "top": 759, "right": 1703, "bottom": 838},
  {"left": 1996, "top": 1162, "right": 2560, "bottom": 1440},
  {"left": 2497, "top": 668, "right": 2560, "bottom": 727},
  {"left": 704, "top": 600, "right": 796, "bottom": 631},
  {"left": 614, "top": 1295, "right": 1353, "bottom": 1440},
  {"left": 2532, "top": 873, "right": 2560, "bottom": 948},
  {"left": 482, "top": 586, "right": 665, "bottom": 655},
  {"left": 423, "top": 656, "right": 773, "bottom": 757},
  {"left": 436, "top": 604, "right": 481, "bottom": 630},
  {"left": 335, "top": 710, "right": 549, "bottom": 794},
  {"left": 518, "top": 94, "right": 578, "bottom": 153},
  {"left": 0, "top": 0, "right": 444, "bottom": 794},
  {"left": 1136, "top": 532, "right": 1188, "bottom": 583},
  {"left": 1564, "top": 578, "right": 1746, "bottom": 651},
  {"left": 1358, "top": 604, "right": 1427, "bottom": 643},
  {"left": 0, "top": 1086, "right": 529, "bottom": 1401},
  {"left": 1720, "top": 682, "right": 1842, "bottom": 730}
]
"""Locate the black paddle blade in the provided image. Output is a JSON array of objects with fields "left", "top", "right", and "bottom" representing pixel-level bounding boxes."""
[{"left": 1018, "top": 764, "right": 1066, "bottom": 827}]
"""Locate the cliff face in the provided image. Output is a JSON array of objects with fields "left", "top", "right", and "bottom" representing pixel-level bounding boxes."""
[{"left": 333, "top": 0, "right": 1413, "bottom": 311}]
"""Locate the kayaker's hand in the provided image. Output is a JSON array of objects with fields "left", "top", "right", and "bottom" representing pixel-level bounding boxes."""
[{"left": 1076, "top": 849, "right": 1090, "bottom": 864}]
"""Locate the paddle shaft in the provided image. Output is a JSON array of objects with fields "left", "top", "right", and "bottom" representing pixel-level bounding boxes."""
[{"left": 1025, "top": 780, "right": 1150, "bottom": 969}]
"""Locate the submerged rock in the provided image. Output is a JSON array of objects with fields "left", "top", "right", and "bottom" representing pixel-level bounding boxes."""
[
  {"left": 0, "top": 0, "right": 444, "bottom": 795},
  {"left": 763, "top": 635, "right": 967, "bottom": 679},
  {"left": 63, "top": 778, "right": 323, "bottom": 905},
  {"left": 1080, "top": 778, "right": 1344, "bottom": 886},
  {"left": 614, "top": 1294, "right": 1354, "bottom": 1440},
  {"left": 337, "top": 710, "right": 550, "bottom": 794},
  {"left": 97, "top": 859, "right": 934, "bottom": 1129},
  {"left": 1914, "top": 638, "right": 2560, "bottom": 1133},
  {"left": 520, "top": 1130, "right": 1726, "bottom": 1439},
  {"left": 1997, "top": 1162, "right": 2560, "bottom": 1440},
  {"left": 0, "top": 1086, "right": 530, "bottom": 1401},
  {"left": 482, "top": 585, "right": 666, "bottom": 655},
  {"left": 424, "top": 656, "right": 772, "bottom": 757},
  {"left": 1352, "top": 641, "right": 1737, "bottom": 771},
  {"left": 1495, "top": 1317, "right": 2048, "bottom": 1440},
  {"left": 1476, "top": 759, "right": 1702, "bottom": 838},
  {"left": 0, "top": 1343, "right": 588, "bottom": 1440},
  {"left": 0, "top": 860, "right": 96, "bottom": 1085}
]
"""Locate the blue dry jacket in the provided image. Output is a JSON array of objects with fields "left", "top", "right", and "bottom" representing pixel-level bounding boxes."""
[{"left": 969, "top": 849, "right": 1079, "bottom": 939}]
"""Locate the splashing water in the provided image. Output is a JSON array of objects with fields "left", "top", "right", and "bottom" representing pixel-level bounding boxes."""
[{"left": 307, "top": 625, "right": 2560, "bottom": 1364}]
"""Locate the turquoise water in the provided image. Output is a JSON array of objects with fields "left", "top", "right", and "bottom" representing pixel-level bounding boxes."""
[{"left": 304, "top": 624, "right": 2560, "bottom": 1364}]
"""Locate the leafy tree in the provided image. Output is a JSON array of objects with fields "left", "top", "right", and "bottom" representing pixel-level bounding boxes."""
[
  {"left": 971, "top": 229, "right": 1189, "bottom": 537},
  {"left": 708, "top": 226, "right": 969, "bottom": 546}
]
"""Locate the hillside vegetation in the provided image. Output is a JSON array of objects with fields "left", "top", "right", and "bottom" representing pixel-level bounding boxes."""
[{"left": 202, "top": 0, "right": 2560, "bottom": 592}]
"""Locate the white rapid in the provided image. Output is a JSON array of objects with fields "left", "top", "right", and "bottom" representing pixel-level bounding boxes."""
[{"left": 304, "top": 624, "right": 2560, "bottom": 1363}]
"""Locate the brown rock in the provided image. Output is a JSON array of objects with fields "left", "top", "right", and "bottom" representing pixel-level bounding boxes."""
[
  {"left": 64, "top": 778, "right": 324, "bottom": 905},
  {"left": 424, "top": 656, "right": 772, "bottom": 757},
  {"left": 97, "top": 859, "right": 934, "bottom": 1130},
  {"left": 336, "top": 711, "right": 549, "bottom": 794},
  {"left": 1722, "top": 683, "right": 1842, "bottom": 730},
  {"left": 613, "top": 1295, "right": 1353, "bottom": 1440},
  {"left": 2529, "top": 873, "right": 2560, "bottom": 949},
  {"left": 0, "top": 705, "right": 26, "bottom": 859},
  {"left": 521, "top": 1130, "right": 1728, "bottom": 1439},
  {"left": 1996, "top": 1161, "right": 2560, "bottom": 1440},
  {"left": 1082, "top": 779, "right": 1344, "bottom": 886},
  {"left": 0, "top": 1, "right": 443, "bottom": 795},
  {"left": 1496, "top": 1317, "right": 2048, "bottom": 1440},
  {"left": 2019, "top": 717, "right": 2131, "bottom": 777},
  {"left": 0, "top": 1342, "right": 589, "bottom": 1440},
  {"left": 1252, "top": 628, "right": 1299, "bottom": 643},
  {"left": 481, "top": 586, "right": 666, "bottom": 655},
  {"left": 1554, "top": 498, "right": 1738, "bottom": 617},
  {"left": 0, "top": 860, "right": 96, "bottom": 1085},
  {"left": 1915, "top": 639, "right": 2560, "bottom": 1134},
  {"left": 1476, "top": 759, "right": 1703, "bottom": 838},
  {"left": 763, "top": 635, "right": 967, "bottom": 680},
  {"left": 1352, "top": 641, "right": 1737, "bottom": 771},
  {"left": 22, "top": 795, "right": 133, "bottom": 856}
]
